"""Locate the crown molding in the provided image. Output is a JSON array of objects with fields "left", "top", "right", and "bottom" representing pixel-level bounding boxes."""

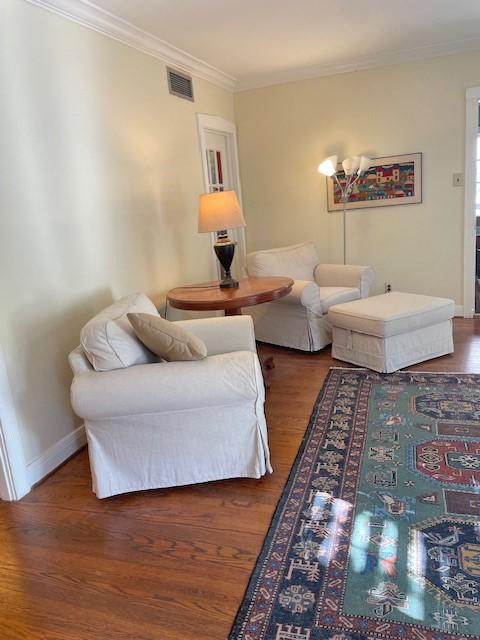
[
  {"left": 235, "top": 36, "right": 480, "bottom": 91},
  {"left": 23, "top": 0, "right": 480, "bottom": 93},
  {"left": 24, "top": 0, "right": 237, "bottom": 91}
]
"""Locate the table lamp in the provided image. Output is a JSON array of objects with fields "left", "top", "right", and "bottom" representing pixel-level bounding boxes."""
[{"left": 198, "top": 191, "right": 246, "bottom": 288}]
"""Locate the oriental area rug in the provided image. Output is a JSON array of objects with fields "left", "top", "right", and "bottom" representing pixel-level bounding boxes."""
[{"left": 229, "top": 369, "right": 480, "bottom": 640}]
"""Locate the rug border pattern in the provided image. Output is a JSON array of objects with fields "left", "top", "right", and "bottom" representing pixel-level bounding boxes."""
[{"left": 228, "top": 368, "right": 340, "bottom": 639}]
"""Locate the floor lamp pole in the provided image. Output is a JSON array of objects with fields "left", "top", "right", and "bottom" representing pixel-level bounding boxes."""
[
  {"left": 320, "top": 156, "right": 371, "bottom": 266},
  {"left": 336, "top": 180, "right": 349, "bottom": 265},
  {"left": 336, "top": 173, "right": 362, "bottom": 266}
]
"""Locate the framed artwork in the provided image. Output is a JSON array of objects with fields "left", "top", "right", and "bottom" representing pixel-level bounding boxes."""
[
  {"left": 327, "top": 153, "right": 422, "bottom": 211},
  {"left": 206, "top": 149, "right": 224, "bottom": 192}
]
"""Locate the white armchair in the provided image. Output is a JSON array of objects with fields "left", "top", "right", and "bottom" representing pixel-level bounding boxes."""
[
  {"left": 245, "top": 243, "right": 374, "bottom": 351},
  {"left": 69, "top": 297, "right": 271, "bottom": 499}
]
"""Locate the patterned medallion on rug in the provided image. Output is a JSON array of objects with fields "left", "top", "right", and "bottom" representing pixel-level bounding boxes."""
[{"left": 229, "top": 369, "right": 480, "bottom": 640}]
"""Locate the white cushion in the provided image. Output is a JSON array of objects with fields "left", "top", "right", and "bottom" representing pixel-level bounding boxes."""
[
  {"left": 246, "top": 242, "right": 319, "bottom": 281},
  {"left": 80, "top": 293, "right": 159, "bottom": 371},
  {"left": 320, "top": 286, "right": 361, "bottom": 313},
  {"left": 279, "top": 283, "right": 360, "bottom": 316},
  {"left": 173, "top": 315, "right": 257, "bottom": 355},
  {"left": 276, "top": 280, "right": 322, "bottom": 314},
  {"left": 328, "top": 292, "right": 455, "bottom": 338}
]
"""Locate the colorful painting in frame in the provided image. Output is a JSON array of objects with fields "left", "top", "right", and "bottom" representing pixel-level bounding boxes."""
[{"left": 327, "top": 152, "right": 422, "bottom": 211}]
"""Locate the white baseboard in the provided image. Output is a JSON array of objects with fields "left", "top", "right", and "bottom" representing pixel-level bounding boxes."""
[
  {"left": 455, "top": 305, "right": 464, "bottom": 317},
  {"left": 26, "top": 424, "right": 86, "bottom": 487}
]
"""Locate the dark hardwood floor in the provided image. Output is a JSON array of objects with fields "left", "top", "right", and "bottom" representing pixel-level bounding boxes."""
[{"left": 1, "top": 318, "right": 479, "bottom": 639}]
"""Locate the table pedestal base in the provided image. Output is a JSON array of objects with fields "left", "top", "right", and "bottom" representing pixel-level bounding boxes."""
[
  {"left": 262, "top": 355, "right": 275, "bottom": 389},
  {"left": 225, "top": 309, "right": 275, "bottom": 388}
]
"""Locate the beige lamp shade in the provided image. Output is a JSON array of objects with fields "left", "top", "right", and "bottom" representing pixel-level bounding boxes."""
[{"left": 198, "top": 190, "right": 246, "bottom": 233}]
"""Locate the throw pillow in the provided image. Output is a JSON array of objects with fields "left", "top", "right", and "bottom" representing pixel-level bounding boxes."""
[{"left": 127, "top": 313, "right": 207, "bottom": 361}]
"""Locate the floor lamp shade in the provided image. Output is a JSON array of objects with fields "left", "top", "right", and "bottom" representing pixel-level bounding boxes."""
[{"left": 198, "top": 191, "right": 246, "bottom": 289}]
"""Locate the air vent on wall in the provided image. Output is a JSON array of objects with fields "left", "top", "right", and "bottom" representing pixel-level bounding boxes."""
[{"left": 167, "top": 67, "right": 194, "bottom": 101}]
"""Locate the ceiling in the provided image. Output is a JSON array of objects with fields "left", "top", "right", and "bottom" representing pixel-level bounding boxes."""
[{"left": 42, "top": 0, "right": 480, "bottom": 90}]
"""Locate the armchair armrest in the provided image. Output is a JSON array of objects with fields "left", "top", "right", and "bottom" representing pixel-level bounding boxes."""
[
  {"left": 275, "top": 280, "right": 322, "bottom": 315},
  {"left": 314, "top": 264, "right": 375, "bottom": 298},
  {"left": 71, "top": 351, "right": 260, "bottom": 421},
  {"left": 69, "top": 345, "right": 93, "bottom": 375},
  {"left": 173, "top": 315, "right": 256, "bottom": 356}
]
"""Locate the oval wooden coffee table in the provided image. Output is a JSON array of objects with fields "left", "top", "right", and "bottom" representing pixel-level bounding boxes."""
[
  {"left": 167, "top": 276, "right": 294, "bottom": 387},
  {"left": 167, "top": 276, "right": 293, "bottom": 316}
]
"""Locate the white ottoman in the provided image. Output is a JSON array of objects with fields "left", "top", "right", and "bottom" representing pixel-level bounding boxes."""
[{"left": 328, "top": 292, "right": 455, "bottom": 373}]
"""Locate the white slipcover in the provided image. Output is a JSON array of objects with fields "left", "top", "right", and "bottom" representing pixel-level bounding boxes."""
[
  {"left": 69, "top": 308, "right": 271, "bottom": 499},
  {"left": 328, "top": 292, "right": 455, "bottom": 373},
  {"left": 80, "top": 293, "right": 159, "bottom": 371},
  {"left": 245, "top": 243, "right": 374, "bottom": 351},
  {"left": 328, "top": 291, "right": 455, "bottom": 337}
]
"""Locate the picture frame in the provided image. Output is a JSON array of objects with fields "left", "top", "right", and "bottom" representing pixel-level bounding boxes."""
[{"left": 327, "top": 152, "right": 422, "bottom": 211}]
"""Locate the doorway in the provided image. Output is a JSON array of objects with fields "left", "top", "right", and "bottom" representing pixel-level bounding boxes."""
[
  {"left": 475, "top": 105, "right": 480, "bottom": 313},
  {"left": 464, "top": 87, "right": 480, "bottom": 317},
  {"left": 0, "top": 345, "right": 30, "bottom": 500},
  {"left": 197, "top": 114, "right": 246, "bottom": 281}
]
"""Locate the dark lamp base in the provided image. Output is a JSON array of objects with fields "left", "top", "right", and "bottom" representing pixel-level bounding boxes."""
[
  {"left": 214, "top": 237, "right": 239, "bottom": 290},
  {"left": 219, "top": 276, "right": 239, "bottom": 289}
]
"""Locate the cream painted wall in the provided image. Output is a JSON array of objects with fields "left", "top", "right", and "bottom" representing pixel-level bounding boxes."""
[
  {"left": 0, "top": 1, "right": 234, "bottom": 467},
  {"left": 234, "top": 52, "right": 480, "bottom": 305}
]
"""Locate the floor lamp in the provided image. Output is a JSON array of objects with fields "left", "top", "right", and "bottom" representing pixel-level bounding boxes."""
[{"left": 318, "top": 155, "right": 371, "bottom": 264}]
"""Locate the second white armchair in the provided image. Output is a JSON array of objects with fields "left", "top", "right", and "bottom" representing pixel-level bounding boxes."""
[{"left": 245, "top": 242, "right": 374, "bottom": 351}]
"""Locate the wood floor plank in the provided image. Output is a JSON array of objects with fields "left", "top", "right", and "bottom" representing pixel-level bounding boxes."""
[{"left": 0, "top": 319, "right": 478, "bottom": 639}]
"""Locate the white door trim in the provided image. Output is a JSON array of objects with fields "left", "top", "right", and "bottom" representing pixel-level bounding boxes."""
[
  {"left": 464, "top": 87, "right": 480, "bottom": 318},
  {"left": 0, "top": 346, "right": 30, "bottom": 500},
  {"left": 196, "top": 114, "right": 246, "bottom": 279}
]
